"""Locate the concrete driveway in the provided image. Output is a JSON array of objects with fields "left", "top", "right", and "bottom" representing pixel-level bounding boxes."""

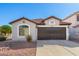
[{"left": 36, "top": 40, "right": 79, "bottom": 56}]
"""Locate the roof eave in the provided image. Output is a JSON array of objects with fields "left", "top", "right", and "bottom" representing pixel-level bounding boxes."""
[{"left": 9, "top": 17, "right": 38, "bottom": 25}]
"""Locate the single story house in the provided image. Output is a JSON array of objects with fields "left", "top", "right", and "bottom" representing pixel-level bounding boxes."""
[{"left": 10, "top": 16, "right": 71, "bottom": 41}]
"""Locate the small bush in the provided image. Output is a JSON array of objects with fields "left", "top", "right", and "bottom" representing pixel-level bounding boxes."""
[
  {"left": 26, "top": 35, "right": 32, "bottom": 42},
  {"left": 0, "top": 35, "right": 6, "bottom": 41}
]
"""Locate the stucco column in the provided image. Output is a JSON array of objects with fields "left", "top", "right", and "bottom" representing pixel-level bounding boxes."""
[{"left": 66, "top": 26, "right": 69, "bottom": 40}]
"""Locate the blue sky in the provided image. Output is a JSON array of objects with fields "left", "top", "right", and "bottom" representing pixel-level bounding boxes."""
[{"left": 0, "top": 3, "right": 79, "bottom": 25}]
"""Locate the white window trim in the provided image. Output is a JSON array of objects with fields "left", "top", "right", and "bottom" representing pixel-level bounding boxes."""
[
  {"left": 17, "top": 24, "right": 30, "bottom": 38},
  {"left": 49, "top": 20, "right": 55, "bottom": 25}
]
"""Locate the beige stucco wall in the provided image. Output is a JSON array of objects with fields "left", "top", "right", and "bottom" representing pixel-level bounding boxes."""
[
  {"left": 12, "top": 19, "right": 37, "bottom": 41},
  {"left": 11, "top": 17, "right": 69, "bottom": 41},
  {"left": 44, "top": 18, "right": 60, "bottom": 26}
]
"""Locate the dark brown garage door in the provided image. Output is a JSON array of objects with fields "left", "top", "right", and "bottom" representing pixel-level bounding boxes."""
[{"left": 38, "top": 27, "right": 66, "bottom": 40}]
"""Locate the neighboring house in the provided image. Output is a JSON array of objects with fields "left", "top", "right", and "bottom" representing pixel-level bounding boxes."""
[
  {"left": 63, "top": 11, "right": 79, "bottom": 40},
  {"left": 10, "top": 16, "right": 71, "bottom": 41}
]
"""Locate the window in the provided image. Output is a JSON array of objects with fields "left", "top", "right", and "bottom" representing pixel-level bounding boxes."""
[
  {"left": 77, "top": 14, "right": 79, "bottom": 21},
  {"left": 19, "top": 25, "right": 29, "bottom": 36},
  {"left": 49, "top": 20, "right": 55, "bottom": 24}
]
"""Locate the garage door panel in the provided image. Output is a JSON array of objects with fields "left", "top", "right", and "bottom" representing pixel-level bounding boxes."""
[{"left": 38, "top": 27, "right": 66, "bottom": 40}]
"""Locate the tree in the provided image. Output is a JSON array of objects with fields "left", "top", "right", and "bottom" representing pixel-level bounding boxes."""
[
  {"left": 0, "top": 25, "right": 12, "bottom": 36},
  {"left": 0, "top": 26, "right": 1, "bottom": 35}
]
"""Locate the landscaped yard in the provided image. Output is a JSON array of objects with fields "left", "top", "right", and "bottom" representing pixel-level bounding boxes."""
[
  {"left": 0, "top": 40, "right": 79, "bottom": 56},
  {"left": 0, "top": 40, "right": 36, "bottom": 56}
]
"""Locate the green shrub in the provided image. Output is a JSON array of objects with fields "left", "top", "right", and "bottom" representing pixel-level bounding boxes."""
[{"left": 26, "top": 35, "right": 32, "bottom": 42}]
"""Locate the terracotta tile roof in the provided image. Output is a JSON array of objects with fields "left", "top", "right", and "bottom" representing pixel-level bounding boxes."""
[
  {"left": 42, "top": 16, "right": 62, "bottom": 22},
  {"left": 60, "top": 22, "right": 71, "bottom": 25},
  {"left": 32, "top": 19, "right": 71, "bottom": 25},
  {"left": 9, "top": 17, "right": 39, "bottom": 24},
  {"left": 32, "top": 19, "right": 45, "bottom": 25},
  {"left": 9, "top": 16, "right": 71, "bottom": 25}
]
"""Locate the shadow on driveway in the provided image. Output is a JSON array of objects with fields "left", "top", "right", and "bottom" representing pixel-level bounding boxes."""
[{"left": 37, "top": 40, "right": 79, "bottom": 48}]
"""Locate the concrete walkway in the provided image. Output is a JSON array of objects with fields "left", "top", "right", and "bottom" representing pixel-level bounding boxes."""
[{"left": 36, "top": 40, "right": 79, "bottom": 56}]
